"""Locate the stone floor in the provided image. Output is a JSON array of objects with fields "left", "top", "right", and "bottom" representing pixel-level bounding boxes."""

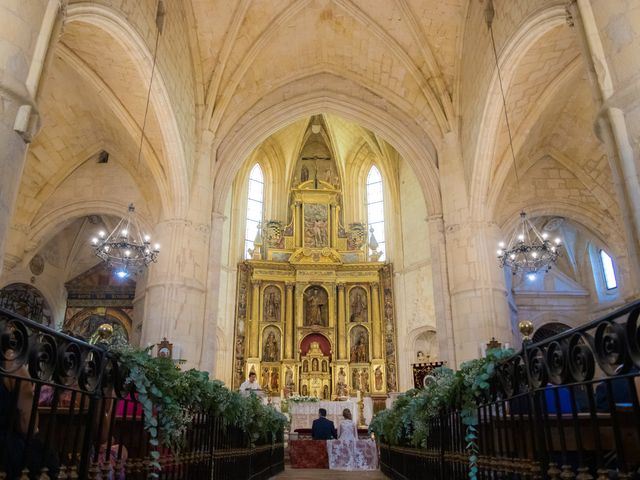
[{"left": 270, "top": 466, "right": 389, "bottom": 479}]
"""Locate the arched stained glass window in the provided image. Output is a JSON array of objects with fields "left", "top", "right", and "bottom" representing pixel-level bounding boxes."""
[
  {"left": 245, "top": 164, "right": 264, "bottom": 259},
  {"left": 366, "top": 166, "right": 385, "bottom": 261},
  {"left": 599, "top": 249, "right": 617, "bottom": 290}
]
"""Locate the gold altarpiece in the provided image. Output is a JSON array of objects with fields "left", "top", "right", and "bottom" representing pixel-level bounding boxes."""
[{"left": 232, "top": 129, "right": 399, "bottom": 398}]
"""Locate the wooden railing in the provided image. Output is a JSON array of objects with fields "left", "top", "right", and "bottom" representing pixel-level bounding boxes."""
[
  {"left": 0, "top": 307, "right": 284, "bottom": 479},
  {"left": 380, "top": 301, "right": 640, "bottom": 480}
]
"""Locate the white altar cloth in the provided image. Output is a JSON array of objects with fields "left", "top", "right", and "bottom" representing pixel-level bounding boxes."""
[{"left": 289, "top": 400, "right": 358, "bottom": 432}]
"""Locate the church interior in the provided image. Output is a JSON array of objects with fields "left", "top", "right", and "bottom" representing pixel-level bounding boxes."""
[{"left": 1, "top": 0, "right": 639, "bottom": 477}]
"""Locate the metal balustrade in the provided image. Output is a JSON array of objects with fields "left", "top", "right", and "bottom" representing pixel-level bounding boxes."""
[
  {"left": 380, "top": 300, "right": 640, "bottom": 480},
  {"left": 0, "top": 307, "right": 284, "bottom": 480}
]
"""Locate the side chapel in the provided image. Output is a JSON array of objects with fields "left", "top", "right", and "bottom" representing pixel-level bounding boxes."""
[{"left": 232, "top": 121, "right": 398, "bottom": 399}]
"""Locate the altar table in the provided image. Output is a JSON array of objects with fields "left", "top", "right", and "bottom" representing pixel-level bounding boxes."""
[{"left": 288, "top": 400, "right": 358, "bottom": 432}]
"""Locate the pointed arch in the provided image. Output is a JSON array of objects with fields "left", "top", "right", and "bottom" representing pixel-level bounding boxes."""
[{"left": 64, "top": 2, "right": 189, "bottom": 217}]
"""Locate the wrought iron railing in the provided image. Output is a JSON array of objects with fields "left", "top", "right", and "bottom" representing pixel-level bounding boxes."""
[
  {"left": 0, "top": 307, "right": 284, "bottom": 479},
  {"left": 380, "top": 300, "right": 640, "bottom": 480}
]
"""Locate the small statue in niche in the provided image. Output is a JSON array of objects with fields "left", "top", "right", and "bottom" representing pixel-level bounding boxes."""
[
  {"left": 384, "top": 296, "right": 393, "bottom": 320},
  {"left": 303, "top": 360, "right": 308, "bottom": 372},
  {"left": 350, "top": 290, "right": 367, "bottom": 322},
  {"left": 350, "top": 332, "right": 368, "bottom": 363},
  {"left": 352, "top": 369, "right": 360, "bottom": 391},
  {"left": 322, "top": 360, "right": 327, "bottom": 372},
  {"left": 301, "top": 165, "right": 309, "bottom": 182},
  {"left": 265, "top": 290, "right": 280, "bottom": 321},
  {"left": 302, "top": 384, "right": 308, "bottom": 396},
  {"left": 261, "top": 367, "right": 269, "bottom": 389},
  {"left": 263, "top": 331, "right": 279, "bottom": 362},
  {"left": 375, "top": 366, "right": 383, "bottom": 391},
  {"left": 362, "top": 370, "right": 370, "bottom": 392},
  {"left": 304, "top": 288, "right": 325, "bottom": 326},
  {"left": 336, "top": 367, "right": 347, "bottom": 397},
  {"left": 235, "top": 337, "right": 244, "bottom": 358},
  {"left": 323, "top": 385, "right": 329, "bottom": 400},
  {"left": 387, "top": 365, "right": 397, "bottom": 391},
  {"left": 312, "top": 358, "right": 319, "bottom": 371},
  {"left": 270, "top": 369, "right": 279, "bottom": 391},
  {"left": 285, "top": 366, "right": 294, "bottom": 388},
  {"left": 324, "top": 168, "right": 332, "bottom": 183}
]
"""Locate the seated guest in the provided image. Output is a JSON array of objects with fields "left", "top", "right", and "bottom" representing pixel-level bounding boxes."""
[
  {"left": 239, "top": 372, "right": 262, "bottom": 395},
  {"left": 311, "top": 408, "right": 337, "bottom": 440},
  {"left": 595, "top": 368, "right": 639, "bottom": 412}
]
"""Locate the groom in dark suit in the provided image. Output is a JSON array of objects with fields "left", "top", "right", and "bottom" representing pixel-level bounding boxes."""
[{"left": 311, "top": 408, "right": 337, "bottom": 440}]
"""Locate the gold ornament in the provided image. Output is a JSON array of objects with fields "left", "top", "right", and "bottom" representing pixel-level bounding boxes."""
[
  {"left": 97, "top": 323, "right": 114, "bottom": 340},
  {"left": 518, "top": 320, "right": 534, "bottom": 341}
]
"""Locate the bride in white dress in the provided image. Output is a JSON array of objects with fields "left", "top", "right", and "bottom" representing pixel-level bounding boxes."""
[{"left": 327, "top": 408, "right": 378, "bottom": 470}]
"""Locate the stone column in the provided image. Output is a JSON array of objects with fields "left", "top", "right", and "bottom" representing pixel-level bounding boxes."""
[
  {"left": 337, "top": 283, "right": 346, "bottom": 359},
  {"left": 569, "top": 0, "right": 640, "bottom": 294},
  {"left": 370, "top": 282, "right": 382, "bottom": 359},
  {"left": 440, "top": 131, "right": 511, "bottom": 364},
  {"left": 199, "top": 211, "right": 227, "bottom": 373},
  {"left": 285, "top": 282, "right": 294, "bottom": 359},
  {"left": 140, "top": 217, "right": 210, "bottom": 368},
  {"left": 0, "top": 1, "right": 60, "bottom": 274},
  {"left": 250, "top": 279, "right": 261, "bottom": 358},
  {"left": 427, "top": 214, "right": 456, "bottom": 366}
]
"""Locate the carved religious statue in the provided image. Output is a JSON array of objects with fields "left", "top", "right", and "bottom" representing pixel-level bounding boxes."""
[
  {"left": 301, "top": 165, "right": 309, "bottom": 182},
  {"left": 352, "top": 369, "right": 360, "bottom": 391},
  {"left": 362, "top": 369, "right": 370, "bottom": 392},
  {"left": 263, "top": 331, "right": 279, "bottom": 361},
  {"left": 350, "top": 332, "right": 368, "bottom": 363},
  {"left": 285, "top": 366, "right": 294, "bottom": 389},
  {"left": 375, "top": 366, "right": 383, "bottom": 391},
  {"left": 349, "top": 289, "right": 367, "bottom": 322},
  {"left": 336, "top": 367, "right": 348, "bottom": 397},
  {"left": 304, "top": 288, "right": 326, "bottom": 326},
  {"left": 264, "top": 289, "right": 280, "bottom": 321},
  {"left": 270, "top": 369, "right": 279, "bottom": 391}
]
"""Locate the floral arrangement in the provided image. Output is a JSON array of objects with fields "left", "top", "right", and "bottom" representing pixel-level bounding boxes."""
[
  {"left": 369, "top": 348, "right": 513, "bottom": 480},
  {"left": 287, "top": 394, "right": 320, "bottom": 403},
  {"left": 111, "top": 345, "right": 287, "bottom": 474}
]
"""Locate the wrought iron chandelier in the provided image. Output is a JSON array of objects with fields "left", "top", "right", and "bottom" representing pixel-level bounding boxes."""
[
  {"left": 91, "top": 204, "right": 160, "bottom": 278},
  {"left": 91, "top": 9, "right": 163, "bottom": 279},
  {"left": 497, "top": 212, "right": 561, "bottom": 277},
  {"left": 485, "top": 1, "right": 562, "bottom": 277}
]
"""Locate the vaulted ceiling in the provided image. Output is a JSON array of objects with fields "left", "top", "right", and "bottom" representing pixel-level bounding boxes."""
[{"left": 5, "top": 0, "right": 619, "bottom": 274}]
